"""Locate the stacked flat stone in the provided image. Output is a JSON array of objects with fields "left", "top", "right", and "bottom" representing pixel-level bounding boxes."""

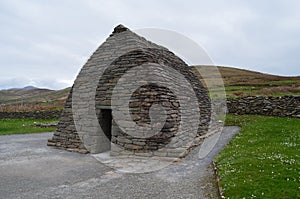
[
  {"left": 0, "top": 110, "right": 61, "bottom": 120},
  {"left": 48, "top": 89, "right": 88, "bottom": 153},
  {"left": 227, "top": 96, "right": 300, "bottom": 118},
  {"left": 48, "top": 25, "right": 211, "bottom": 157}
]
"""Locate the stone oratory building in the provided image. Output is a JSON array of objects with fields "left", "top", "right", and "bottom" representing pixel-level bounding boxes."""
[{"left": 48, "top": 25, "right": 211, "bottom": 158}]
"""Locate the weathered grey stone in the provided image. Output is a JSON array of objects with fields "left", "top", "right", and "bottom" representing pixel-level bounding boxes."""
[
  {"left": 0, "top": 110, "right": 61, "bottom": 120},
  {"left": 48, "top": 24, "right": 212, "bottom": 158},
  {"left": 226, "top": 96, "right": 300, "bottom": 118}
]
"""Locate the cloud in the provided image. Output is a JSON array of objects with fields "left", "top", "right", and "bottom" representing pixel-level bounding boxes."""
[
  {"left": 0, "top": 77, "right": 72, "bottom": 90},
  {"left": 0, "top": 0, "right": 299, "bottom": 89}
]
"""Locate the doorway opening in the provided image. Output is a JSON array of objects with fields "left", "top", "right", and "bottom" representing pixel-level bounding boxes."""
[{"left": 99, "top": 108, "right": 112, "bottom": 141}]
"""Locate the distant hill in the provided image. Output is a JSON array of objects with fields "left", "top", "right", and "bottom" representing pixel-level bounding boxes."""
[
  {"left": 192, "top": 65, "right": 300, "bottom": 85},
  {"left": 0, "top": 66, "right": 299, "bottom": 111},
  {"left": 0, "top": 86, "right": 71, "bottom": 105},
  {"left": 0, "top": 86, "right": 71, "bottom": 112},
  {"left": 192, "top": 65, "right": 300, "bottom": 97},
  {"left": 22, "top": 86, "right": 41, "bottom": 90},
  {"left": 7, "top": 86, "right": 41, "bottom": 91}
]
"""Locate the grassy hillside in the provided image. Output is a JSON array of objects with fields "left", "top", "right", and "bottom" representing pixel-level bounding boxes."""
[
  {"left": 0, "top": 87, "right": 70, "bottom": 112},
  {"left": 192, "top": 65, "right": 300, "bottom": 98},
  {"left": 0, "top": 66, "right": 299, "bottom": 111}
]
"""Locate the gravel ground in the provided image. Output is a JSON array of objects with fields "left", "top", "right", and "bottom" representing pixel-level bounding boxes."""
[{"left": 0, "top": 127, "right": 240, "bottom": 199}]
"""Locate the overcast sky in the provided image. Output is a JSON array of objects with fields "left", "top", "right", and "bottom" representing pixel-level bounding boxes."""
[{"left": 1, "top": 0, "right": 299, "bottom": 90}]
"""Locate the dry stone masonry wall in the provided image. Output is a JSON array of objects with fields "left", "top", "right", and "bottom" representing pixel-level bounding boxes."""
[
  {"left": 48, "top": 88, "right": 89, "bottom": 153},
  {"left": 0, "top": 110, "right": 61, "bottom": 120},
  {"left": 227, "top": 96, "right": 300, "bottom": 118},
  {"left": 95, "top": 48, "right": 211, "bottom": 156},
  {"left": 47, "top": 24, "right": 299, "bottom": 157},
  {"left": 48, "top": 25, "right": 211, "bottom": 157}
]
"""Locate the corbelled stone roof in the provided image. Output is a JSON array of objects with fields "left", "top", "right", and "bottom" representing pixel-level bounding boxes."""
[{"left": 48, "top": 25, "right": 211, "bottom": 158}]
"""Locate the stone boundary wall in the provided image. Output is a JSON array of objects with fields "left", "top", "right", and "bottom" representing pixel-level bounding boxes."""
[
  {"left": 0, "top": 96, "right": 298, "bottom": 120},
  {"left": 227, "top": 96, "right": 300, "bottom": 118},
  {"left": 0, "top": 110, "right": 62, "bottom": 120}
]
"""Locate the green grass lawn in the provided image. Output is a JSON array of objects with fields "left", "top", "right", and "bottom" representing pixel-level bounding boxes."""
[
  {"left": 0, "top": 119, "right": 58, "bottom": 135},
  {"left": 215, "top": 115, "right": 300, "bottom": 199}
]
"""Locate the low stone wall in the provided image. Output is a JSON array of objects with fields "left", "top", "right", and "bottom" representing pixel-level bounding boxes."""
[
  {"left": 1, "top": 96, "right": 299, "bottom": 120},
  {"left": 227, "top": 96, "right": 300, "bottom": 118},
  {"left": 0, "top": 110, "right": 62, "bottom": 120}
]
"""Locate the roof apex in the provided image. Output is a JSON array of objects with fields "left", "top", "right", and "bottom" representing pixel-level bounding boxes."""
[{"left": 112, "top": 24, "right": 129, "bottom": 34}]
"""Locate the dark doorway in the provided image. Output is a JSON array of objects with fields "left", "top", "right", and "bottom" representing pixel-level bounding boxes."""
[{"left": 99, "top": 109, "right": 112, "bottom": 141}]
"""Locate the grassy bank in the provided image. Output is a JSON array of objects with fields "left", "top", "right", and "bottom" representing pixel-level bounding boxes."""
[
  {"left": 0, "top": 119, "right": 57, "bottom": 135},
  {"left": 215, "top": 115, "right": 300, "bottom": 198}
]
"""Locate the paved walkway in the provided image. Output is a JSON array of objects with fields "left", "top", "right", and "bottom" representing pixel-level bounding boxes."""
[{"left": 0, "top": 127, "right": 240, "bottom": 199}]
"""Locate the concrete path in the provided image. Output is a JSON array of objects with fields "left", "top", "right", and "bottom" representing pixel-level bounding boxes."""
[{"left": 0, "top": 127, "right": 240, "bottom": 199}]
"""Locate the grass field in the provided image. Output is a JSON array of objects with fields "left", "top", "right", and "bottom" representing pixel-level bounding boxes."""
[
  {"left": 0, "top": 119, "right": 58, "bottom": 135},
  {"left": 192, "top": 66, "right": 300, "bottom": 98},
  {"left": 215, "top": 115, "right": 300, "bottom": 198}
]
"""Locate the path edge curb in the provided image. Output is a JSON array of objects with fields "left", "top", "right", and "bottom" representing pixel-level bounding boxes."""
[{"left": 212, "top": 161, "right": 224, "bottom": 199}]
